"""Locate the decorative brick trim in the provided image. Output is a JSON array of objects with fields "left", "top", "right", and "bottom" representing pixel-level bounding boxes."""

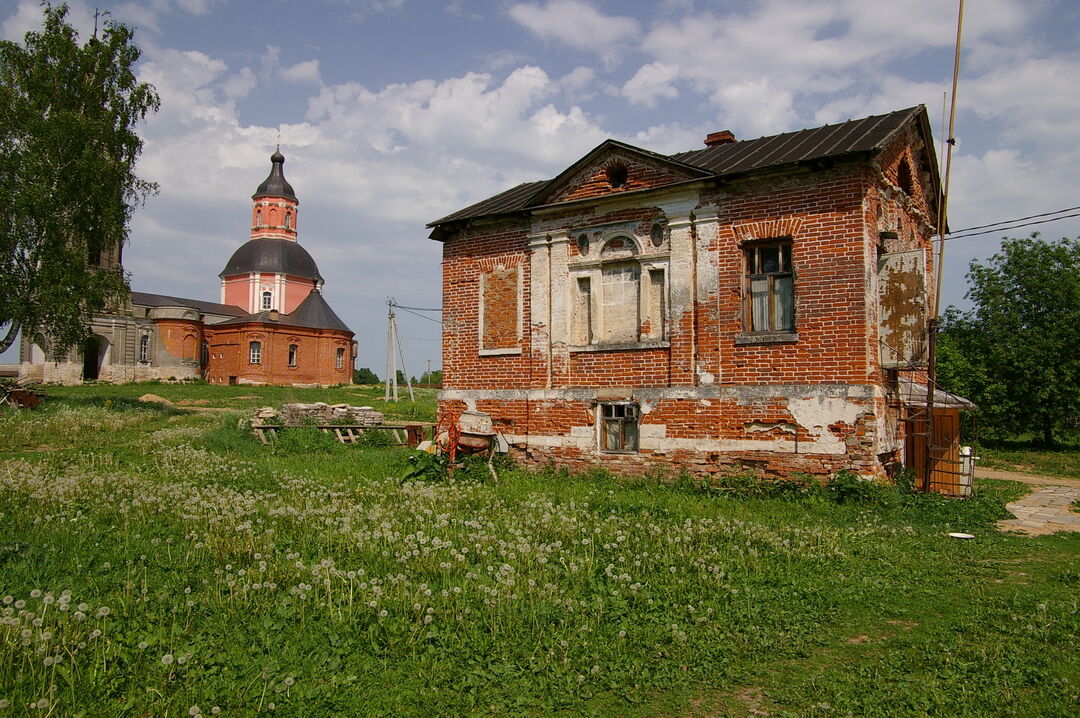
[{"left": 731, "top": 217, "right": 804, "bottom": 244}]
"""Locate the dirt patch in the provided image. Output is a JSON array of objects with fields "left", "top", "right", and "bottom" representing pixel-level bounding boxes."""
[
  {"left": 977, "top": 467, "right": 1080, "bottom": 489},
  {"left": 176, "top": 399, "right": 211, "bottom": 406},
  {"left": 137, "top": 394, "right": 175, "bottom": 407},
  {"left": 733, "top": 687, "right": 771, "bottom": 716},
  {"left": 846, "top": 634, "right": 871, "bottom": 645},
  {"left": 885, "top": 619, "right": 918, "bottom": 630}
]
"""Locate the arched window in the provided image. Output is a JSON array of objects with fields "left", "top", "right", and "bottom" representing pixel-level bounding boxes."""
[
  {"left": 285, "top": 212, "right": 292, "bottom": 229},
  {"left": 256, "top": 209, "right": 262, "bottom": 226},
  {"left": 200, "top": 341, "right": 209, "bottom": 368},
  {"left": 139, "top": 335, "right": 150, "bottom": 362},
  {"left": 249, "top": 341, "right": 261, "bottom": 364},
  {"left": 571, "top": 235, "right": 667, "bottom": 346},
  {"left": 288, "top": 344, "right": 298, "bottom": 367},
  {"left": 262, "top": 291, "right": 273, "bottom": 311}
]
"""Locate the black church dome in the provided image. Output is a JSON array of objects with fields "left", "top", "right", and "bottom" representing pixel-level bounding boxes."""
[
  {"left": 253, "top": 150, "right": 297, "bottom": 201},
  {"left": 219, "top": 238, "right": 323, "bottom": 281}
]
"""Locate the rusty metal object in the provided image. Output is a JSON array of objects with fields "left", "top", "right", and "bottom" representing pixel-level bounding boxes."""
[
  {"left": 1, "top": 388, "right": 43, "bottom": 409},
  {"left": 879, "top": 249, "right": 928, "bottom": 368}
]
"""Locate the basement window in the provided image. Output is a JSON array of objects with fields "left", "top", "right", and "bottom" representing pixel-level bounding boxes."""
[{"left": 599, "top": 402, "right": 639, "bottom": 453}]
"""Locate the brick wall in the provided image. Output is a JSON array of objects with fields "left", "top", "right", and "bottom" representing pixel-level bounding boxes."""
[{"left": 438, "top": 128, "right": 932, "bottom": 480}]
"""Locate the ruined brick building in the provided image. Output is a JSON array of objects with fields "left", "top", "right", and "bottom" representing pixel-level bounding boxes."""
[
  {"left": 20, "top": 152, "right": 355, "bottom": 387},
  {"left": 429, "top": 106, "right": 945, "bottom": 479}
]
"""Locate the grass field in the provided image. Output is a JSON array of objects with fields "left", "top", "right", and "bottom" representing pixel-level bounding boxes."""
[{"left": 1, "top": 384, "right": 1078, "bottom": 716}]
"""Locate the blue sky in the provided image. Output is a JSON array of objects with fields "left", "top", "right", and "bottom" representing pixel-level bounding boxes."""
[{"left": 3, "top": 0, "right": 1079, "bottom": 376}]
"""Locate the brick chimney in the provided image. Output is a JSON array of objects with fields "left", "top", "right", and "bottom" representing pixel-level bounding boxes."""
[{"left": 704, "top": 130, "right": 736, "bottom": 147}]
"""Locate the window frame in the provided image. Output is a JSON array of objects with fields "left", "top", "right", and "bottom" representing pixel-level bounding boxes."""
[
  {"left": 335, "top": 347, "right": 345, "bottom": 369},
  {"left": 287, "top": 343, "right": 298, "bottom": 367},
  {"left": 598, "top": 402, "right": 640, "bottom": 453},
  {"left": 569, "top": 233, "right": 669, "bottom": 350},
  {"left": 138, "top": 334, "right": 150, "bottom": 363},
  {"left": 249, "top": 341, "right": 262, "bottom": 365},
  {"left": 261, "top": 290, "right": 273, "bottom": 311},
  {"left": 742, "top": 239, "right": 795, "bottom": 336}
]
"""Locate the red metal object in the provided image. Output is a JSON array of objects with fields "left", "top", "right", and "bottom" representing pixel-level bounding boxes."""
[{"left": 435, "top": 412, "right": 461, "bottom": 463}]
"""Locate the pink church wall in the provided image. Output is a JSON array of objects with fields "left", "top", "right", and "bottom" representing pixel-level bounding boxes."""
[
  {"left": 284, "top": 275, "right": 318, "bottom": 313},
  {"left": 222, "top": 278, "right": 251, "bottom": 312}
]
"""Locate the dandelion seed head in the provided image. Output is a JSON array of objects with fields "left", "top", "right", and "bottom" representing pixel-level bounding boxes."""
[{"left": 161, "top": 654, "right": 174, "bottom": 665}]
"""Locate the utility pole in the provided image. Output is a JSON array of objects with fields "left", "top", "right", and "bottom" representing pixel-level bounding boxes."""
[
  {"left": 384, "top": 299, "right": 397, "bottom": 402},
  {"left": 925, "top": 0, "right": 965, "bottom": 492}
]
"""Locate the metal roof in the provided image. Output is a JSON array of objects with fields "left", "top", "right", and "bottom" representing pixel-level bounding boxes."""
[
  {"left": 130, "top": 292, "right": 246, "bottom": 317},
  {"left": 219, "top": 238, "right": 324, "bottom": 281},
  {"left": 253, "top": 150, "right": 297, "bottom": 201},
  {"left": 214, "top": 290, "right": 351, "bottom": 333},
  {"left": 429, "top": 106, "right": 927, "bottom": 229}
]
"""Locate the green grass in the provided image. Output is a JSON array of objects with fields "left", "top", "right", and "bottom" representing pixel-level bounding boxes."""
[
  {"left": 975, "top": 437, "right": 1080, "bottom": 480},
  {"left": 0, "top": 389, "right": 1077, "bottom": 716}
]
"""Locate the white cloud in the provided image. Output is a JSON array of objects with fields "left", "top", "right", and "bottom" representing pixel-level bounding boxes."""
[
  {"left": 621, "top": 62, "right": 679, "bottom": 108},
  {"left": 509, "top": 0, "right": 640, "bottom": 67},
  {"left": 279, "top": 59, "right": 323, "bottom": 85},
  {"left": 221, "top": 67, "right": 257, "bottom": 99}
]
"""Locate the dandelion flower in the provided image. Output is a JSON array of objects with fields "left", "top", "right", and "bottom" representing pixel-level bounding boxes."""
[
  {"left": 161, "top": 654, "right": 175, "bottom": 665},
  {"left": 379, "top": 610, "right": 388, "bottom": 618},
  {"left": 189, "top": 706, "right": 201, "bottom": 716},
  {"left": 30, "top": 590, "right": 41, "bottom": 599},
  {"left": 284, "top": 677, "right": 295, "bottom": 687}
]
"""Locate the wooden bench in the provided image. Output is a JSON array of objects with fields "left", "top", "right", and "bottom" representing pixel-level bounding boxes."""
[{"left": 252, "top": 423, "right": 434, "bottom": 447}]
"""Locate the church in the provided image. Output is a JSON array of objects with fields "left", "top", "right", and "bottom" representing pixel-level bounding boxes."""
[{"left": 19, "top": 152, "right": 355, "bottom": 387}]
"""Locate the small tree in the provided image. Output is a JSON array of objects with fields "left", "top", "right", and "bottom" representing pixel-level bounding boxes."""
[
  {"left": 938, "top": 234, "right": 1080, "bottom": 445},
  {"left": 0, "top": 4, "right": 159, "bottom": 355}
]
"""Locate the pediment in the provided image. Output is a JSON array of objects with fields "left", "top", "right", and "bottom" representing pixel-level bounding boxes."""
[{"left": 526, "top": 140, "right": 711, "bottom": 208}]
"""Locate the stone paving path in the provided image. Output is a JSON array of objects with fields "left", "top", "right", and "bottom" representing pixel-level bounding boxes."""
[{"left": 978, "top": 468, "right": 1080, "bottom": 536}]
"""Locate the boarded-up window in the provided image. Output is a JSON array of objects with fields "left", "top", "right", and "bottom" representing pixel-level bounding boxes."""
[
  {"left": 643, "top": 268, "right": 666, "bottom": 340},
  {"left": 574, "top": 277, "right": 593, "bottom": 345},
  {"left": 480, "top": 267, "right": 520, "bottom": 352},
  {"left": 879, "top": 249, "right": 927, "bottom": 368},
  {"left": 601, "top": 262, "right": 640, "bottom": 343}
]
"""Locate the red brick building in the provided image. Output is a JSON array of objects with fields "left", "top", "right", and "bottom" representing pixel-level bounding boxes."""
[
  {"left": 429, "top": 106, "right": 943, "bottom": 480},
  {"left": 20, "top": 151, "right": 354, "bottom": 387},
  {"left": 205, "top": 150, "right": 354, "bottom": 386}
]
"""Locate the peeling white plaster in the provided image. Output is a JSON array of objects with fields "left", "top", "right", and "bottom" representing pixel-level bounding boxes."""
[{"left": 786, "top": 396, "right": 864, "bottom": 454}]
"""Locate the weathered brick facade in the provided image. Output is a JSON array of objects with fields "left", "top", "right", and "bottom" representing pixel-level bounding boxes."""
[{"left": 431, "top": 107, "right": 941, "bottom": 480}]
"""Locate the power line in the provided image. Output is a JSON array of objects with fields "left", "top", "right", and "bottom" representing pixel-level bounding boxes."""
[
  {"left": 946, "top": 204, "right": 1080, "bottom": 235},
  {"left": 390, "top": 301, "right": 441, "bottom": 312},
  {"left": 944, "top": 211, "right": 1080, "bottom": 241},
  {"left": 395, "top": 305, "right": 443, "bottom": 324}
]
